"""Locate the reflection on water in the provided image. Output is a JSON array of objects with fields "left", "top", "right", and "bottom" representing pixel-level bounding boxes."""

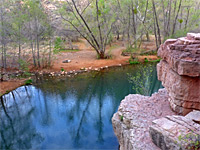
[{"left": 0, "top": 63, "right": 162, "bottom": 149}]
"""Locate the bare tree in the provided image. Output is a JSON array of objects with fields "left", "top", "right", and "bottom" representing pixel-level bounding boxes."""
[{"left": 59, "top": 0, "right": 116, "bottom": 58}]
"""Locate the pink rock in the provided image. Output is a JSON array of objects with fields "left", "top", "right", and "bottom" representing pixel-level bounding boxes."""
[
  {"left": 157, "top": 60, "right": 200, "bottom": 115},
  {"left": 187, "top": 33, "right": 200, "bottom": 40},
  {"left": 112, "top": 89, "right": 175, "bottom": 150},
  {"left": 150, "top": 112, "right": 200, "bottom": 150},
  {"left": 158, "top": 60, "right": 200, "bottom": 101},
  {"left": 158, "top": 33, "right": 200, "bottom": 77}
]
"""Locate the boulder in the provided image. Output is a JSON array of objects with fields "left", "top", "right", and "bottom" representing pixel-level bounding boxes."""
[
  {"left": 158, "top": 33, "right": 200, "bottom": 77},
  {"left": 149, "top": 110, "right": 200, "bottom": 150},
  {"left": 112, "top": 89, "right": 175, "bottom": 150},
  {"left": 157, "top": 60, "right": 200, "bottom": 115},
  {"left": 157, "top": 33, "right": 200, "bottom": 115}
]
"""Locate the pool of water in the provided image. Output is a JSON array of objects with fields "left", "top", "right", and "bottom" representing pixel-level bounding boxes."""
[{"left": 0, "top": 63, "right": 162, "bottom": 149}]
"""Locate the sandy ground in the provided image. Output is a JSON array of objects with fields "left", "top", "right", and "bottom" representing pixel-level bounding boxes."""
[
  {"left": 0, "top": 79, "right": 27, "bottom": 96},
  {"left": 0, "top": 39, "right": 158, "bottom": 96},
  {"left": 49, "top": 39, "right": 158, "bottom": 71}
]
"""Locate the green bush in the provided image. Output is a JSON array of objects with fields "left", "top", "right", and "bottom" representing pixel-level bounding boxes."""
[
  {"left": 18, "top": 59, "right": 31, "bottom": 76},
  {"left": 144, "top": 58, "right": 149, "bottom": 63},
  {"left": 54, "top": 37, "right": 63, "bottom": 53},
  {"left": 129, "top": 57, "right": 140, "bottom": 65},
  {"left": 120, "top": 115, "right": 123, "bottom": 122},
  {"left": 25, "top": 79, "right": 32, "bottom": 85}
]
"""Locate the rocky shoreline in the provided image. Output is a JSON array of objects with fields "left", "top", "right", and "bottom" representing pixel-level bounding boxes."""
[
  {"left": 0, "top": 63, "right": 127, "bottom": 96},
  {"left": 112, "top": 33, "right": 200, "bottom": 150}
]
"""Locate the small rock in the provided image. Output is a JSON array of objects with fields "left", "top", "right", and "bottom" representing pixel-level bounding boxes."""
[
  {"left": 62, "top": 60, "right": 71, "bottom": 63},
  {"left": 80, "top": 67, "right": 85, "bottom": 70}
]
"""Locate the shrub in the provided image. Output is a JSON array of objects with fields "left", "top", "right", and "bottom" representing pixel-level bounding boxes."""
[
  {"left": 18, "top": 59, "right": 31, "bottom": 76},
  {"left": 25, "top": 79, "right": 32, "bottom": 85},
  {"left": 129, "top": 57, "right": 140, "bottom": 65}
]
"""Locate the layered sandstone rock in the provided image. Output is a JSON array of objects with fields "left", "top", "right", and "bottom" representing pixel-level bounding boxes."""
[
  {"left": 157, "top": 33, "right": 200, "bottom": 115},
  {"left": 149, "top": 110, "right": 200, "bottom": 150},
  {"left": 158, "top": 33, "right": 200, "bottom": 77},
  {"left": 112, "top": 89, "right": 175, "bottom": 150}
]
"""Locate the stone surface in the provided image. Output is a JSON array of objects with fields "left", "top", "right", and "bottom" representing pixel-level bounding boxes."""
[
  {"left": 112, "top": 89, "right": 175, "bottom": 150},
  {"left": 149, "top": 111, "right": 200, "bottom": 150},
  {"left": 157, "top": 60, "right": 200, "bottom": 115},
  {"left": 158, "top": 33, "right": 200, "bottom": 77},
  {"left": 157, "top": 33, "right": 200, "bottom": 115},
  {"left": 185, "top": 110, "right": 200, "bottom": 122},
  {"left": 62, "top": 60, "right": 71, "bottom": 63}
]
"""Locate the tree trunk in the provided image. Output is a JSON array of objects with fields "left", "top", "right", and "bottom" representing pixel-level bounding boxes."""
[
  {"left": 99, "top": 51, "right": 105, "bottom": 59},
  {"left": 36, "top": 35, "right": 40, "bottom": 68},
  {"left": 172, "top": 0, "right": 182, "bottom": 35},
  {"left": 48, "top": 39, "right": 52, "bottom": 67},
  {"left": 116, "top": 30, "right": 120, "bottom": 40},
  {"left": 185, "top": 7, "right": 190, "bottom": 30},
  {"left": 152, "top": 0, "right": 161, "bottom": 47}
]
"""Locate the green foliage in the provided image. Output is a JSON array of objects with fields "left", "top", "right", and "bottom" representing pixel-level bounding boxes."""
[
  {"left": 5, "top": 90, "right": 10, "bottom": 94},
  {"left": 149, "top": 59, "right": 161, "bottom": 63},
  {"left": 59, "top": 49, "right": 79, "bottom": 53},
  {"left": 178, "top": 132, "right": 200, "bottom": 150},
  {"left": 25, "top": 79, "right": 32, "bottom": 85},
  {"left": 54, "top": 37, "right": 63, "bottom": 52},
  {"left": 18, "top": 59, "right": 31, "bottom": 76},
  {"left": 144, "top": 58, "right": 149, "bottom": 63},
  {"left": 134, "top": 8, "right": 138, "bottom": 14},
  {"left": 178, "top": 19, "right": 183, "bottom": 24},
  {"left": 144, "top": 58, "right": 161, "bottom": 63},
  {"left": 119, "top": 115, "right": 123, "bottom": 121},
  {"left": 124, "top": 47, "right": 136, "bottom": 53},
  {"left": 128, "top": 64, "right": 154, "bottom": 96},
  {"left": 129, "top": 57, "right": 140, "bottom": 65},
  {"left": 61, "top": 68, "right": 65, "bottom": 72},
  {"left": 123, "top": 47, "right": 147, "bottom": 55},
  {"left": 170, "top": 29, "right": 188, "bottom": 39}
]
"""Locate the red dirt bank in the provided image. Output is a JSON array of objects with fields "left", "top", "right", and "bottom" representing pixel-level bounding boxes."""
[{"left": 0, "top": 40, "right": 158, "bottom": 96}]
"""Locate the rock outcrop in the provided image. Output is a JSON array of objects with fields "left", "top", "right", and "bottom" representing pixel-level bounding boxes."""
[
  {"left": 112, "top": 33, "right": 200, "bottom": 150},
  {"left": 157, "top": 33, "right": 200, "bottom": 115},
  {"left": 112, "top": 89, "right": 175, "bottom": 150},
  {"left": 149, "top": 110, "right": 200, "bottom": 150}
]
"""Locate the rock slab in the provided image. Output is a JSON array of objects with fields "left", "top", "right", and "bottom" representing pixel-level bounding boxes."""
[
  {"left": 149, "top": 110, "right": 200, "bottom": 150},
  {"left": 157, "top": 33, "right": 200, "bottom": 115},
  {"left": 157, "top": 60, "right": 200, "bottom": 115},
  {"left": 158, "top": 33, "right": 200, "bottom": 77},
  {"left": 112, "top": 89, "right": 175, "bottom": 150}
]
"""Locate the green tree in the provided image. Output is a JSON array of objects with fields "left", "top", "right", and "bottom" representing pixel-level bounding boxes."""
[{"left": 128, "top": 64, "right": 154, "bottom": 96}]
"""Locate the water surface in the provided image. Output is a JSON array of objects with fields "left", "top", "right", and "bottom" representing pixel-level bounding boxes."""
[{"left": 0, "top": 63, "right": 162, "bottom": 149}]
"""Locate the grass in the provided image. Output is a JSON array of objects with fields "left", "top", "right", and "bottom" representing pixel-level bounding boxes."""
[
  {"left": 144, "top": 58, "right": 161, "bottom": 63},
  {"left": 59, "top": 49, "right": 80, "bottom": 52},
  {"left": 140, "top": 50, "right": 157, "bottom": 56},
  {"left": 129, "top": 57, "right": 140, "bottom": 65},
  {"left": 123, "top": 47, "right": 146, "bottom": 54}
]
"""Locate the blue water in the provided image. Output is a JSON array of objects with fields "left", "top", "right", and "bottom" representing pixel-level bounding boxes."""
[{"left": 0, "top": 63, "right": 162, "bottom": 149}]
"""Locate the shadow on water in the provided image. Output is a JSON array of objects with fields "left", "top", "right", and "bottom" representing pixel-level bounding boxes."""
[{"left": 0, "top": 63, "right": 162, "bottom": 149}]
